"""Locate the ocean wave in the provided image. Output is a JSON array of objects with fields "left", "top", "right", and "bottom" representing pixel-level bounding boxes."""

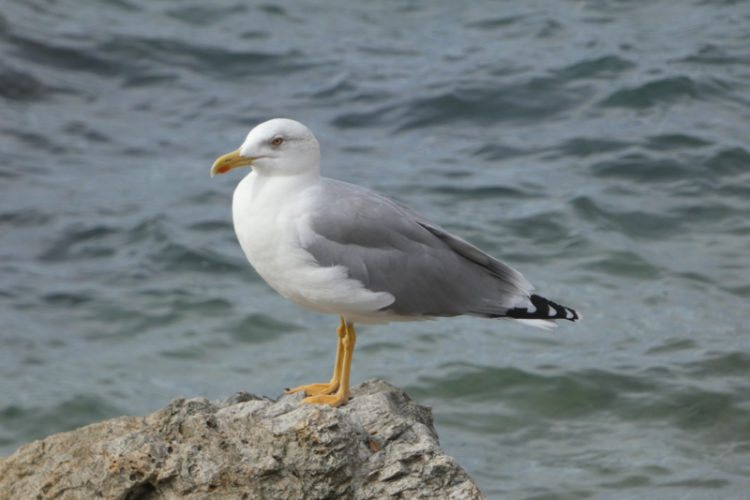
[
  {"left": 0, "top": 64, "right": 50, "bottom": 102},
  {"left": 571, "top": 196, "right": 681, "bottom": 240},
  {"left": 225, "top": 313, "right": 301, "bottom": 344},
  {"left": 331, "top": 78, "right": 593, "bottom": 131},
  {"left": 599, "top": 76, "right": 726, "bottom": 109},
  {"left": 100, "top": 36, "right": 314, "bottom": 78},
  {"left": 0, "top": 395, "right": 123, "bottom": 451},
  {"left": 553, "top": 55, "right": 636, "bottom": 82},
  {"left": 38, "top": 218, "right": 246, "bottom": 275}
]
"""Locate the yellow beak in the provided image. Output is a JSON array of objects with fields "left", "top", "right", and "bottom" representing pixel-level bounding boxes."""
[{"left": 210, "top": 149, "right": 255, "bottom": 177}]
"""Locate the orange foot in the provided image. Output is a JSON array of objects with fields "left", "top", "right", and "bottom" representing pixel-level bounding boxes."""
[
  {"left": 302, "top": 390, "right": 351, "bottom": 408},
  {"left": 285, "top": 381, "right": 339, "bottom": 397}
]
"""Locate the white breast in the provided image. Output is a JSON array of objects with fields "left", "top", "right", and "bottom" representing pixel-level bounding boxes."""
[{"left": 232, "top": 172, "right": 394, "bottom": 322}]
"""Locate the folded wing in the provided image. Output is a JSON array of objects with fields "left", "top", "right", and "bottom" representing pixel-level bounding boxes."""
[{"left": 303, "top": 179, "right": 539, "bottom": 320}]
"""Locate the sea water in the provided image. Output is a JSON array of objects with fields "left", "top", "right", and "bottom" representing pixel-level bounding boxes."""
[{"left": 1, "top": 1, "right": 749, "bottom": 498}]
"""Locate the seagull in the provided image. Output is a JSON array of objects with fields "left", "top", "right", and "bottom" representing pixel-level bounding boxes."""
[{"left": 211, "top": 118, "right": 580, "bottom": 407}]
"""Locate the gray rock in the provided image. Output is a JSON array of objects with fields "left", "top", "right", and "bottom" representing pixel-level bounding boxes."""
[{"left": 0, "top": 379, "right": 486, "bottom": 500}]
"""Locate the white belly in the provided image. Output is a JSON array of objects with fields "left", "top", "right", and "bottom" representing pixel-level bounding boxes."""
[{"left": 232, "top": 172, "right": 394, "bottom": 322}]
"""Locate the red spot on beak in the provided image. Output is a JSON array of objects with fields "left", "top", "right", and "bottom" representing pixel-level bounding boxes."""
[{"left": 217, "top": 165, "right": 230, "bottom": 174}]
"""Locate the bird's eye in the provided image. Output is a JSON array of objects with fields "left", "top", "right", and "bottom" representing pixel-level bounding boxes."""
[{"left": 271, "top": 137, "right": 284, "bottom": 146}]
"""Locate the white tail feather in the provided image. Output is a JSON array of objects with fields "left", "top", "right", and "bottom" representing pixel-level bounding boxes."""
[{"left": 512, "top": 318, "right": 559, "bottom": 331}]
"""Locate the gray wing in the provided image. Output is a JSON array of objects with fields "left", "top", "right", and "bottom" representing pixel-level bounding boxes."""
[{"left": 304, "top": 179, "right": 534, "bottom": 318}]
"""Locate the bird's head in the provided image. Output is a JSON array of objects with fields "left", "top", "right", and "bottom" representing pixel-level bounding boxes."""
[{"left": 211, "top": 118, "right": 321, "bottom": 178}]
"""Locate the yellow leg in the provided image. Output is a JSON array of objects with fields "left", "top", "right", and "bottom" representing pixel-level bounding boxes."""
[
  {"left": 285, "top": 316, "right": 346, "bottom": 397},
  {"left": 303, "top": 320, "right": 356, "bottom": 408}
]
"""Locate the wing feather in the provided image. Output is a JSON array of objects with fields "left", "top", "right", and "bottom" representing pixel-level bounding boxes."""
[{"left": 303, "top": 179, "right": 533, "bottom": 318}]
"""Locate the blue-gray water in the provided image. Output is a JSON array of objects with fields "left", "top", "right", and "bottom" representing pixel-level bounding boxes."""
[{"left": 2, "top": 1, "right": 750, "bottom": 498}]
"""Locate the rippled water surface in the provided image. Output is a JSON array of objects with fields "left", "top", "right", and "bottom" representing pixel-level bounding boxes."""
[{"left": 2, "top": 1, "right": 750, "bottom": 498}]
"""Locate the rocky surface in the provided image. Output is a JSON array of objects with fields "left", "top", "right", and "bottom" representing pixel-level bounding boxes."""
[{"left": 0, "top": 379, "right": 486, "bottom": 500}]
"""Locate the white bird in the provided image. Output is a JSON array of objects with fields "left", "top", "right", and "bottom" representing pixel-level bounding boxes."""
[{"left": 211, "top": 118, "right": 580, "bottom": 407}]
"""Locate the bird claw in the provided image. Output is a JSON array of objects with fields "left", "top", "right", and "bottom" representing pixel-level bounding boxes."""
[
  {"left": 286, "top": 381, "right": 340, "bottom": 397},
  {"left": 302, "top": 392, "right": 350, "bottom": 408}
]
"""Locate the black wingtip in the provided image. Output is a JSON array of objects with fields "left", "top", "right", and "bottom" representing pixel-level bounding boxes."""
[{"left": 506, "top": 294, "right": 580, "bottom": 322}]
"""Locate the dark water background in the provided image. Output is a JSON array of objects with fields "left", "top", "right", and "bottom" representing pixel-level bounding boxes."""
[{"left": 2, "top": 1, "right": 750, "bottom": 498}]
